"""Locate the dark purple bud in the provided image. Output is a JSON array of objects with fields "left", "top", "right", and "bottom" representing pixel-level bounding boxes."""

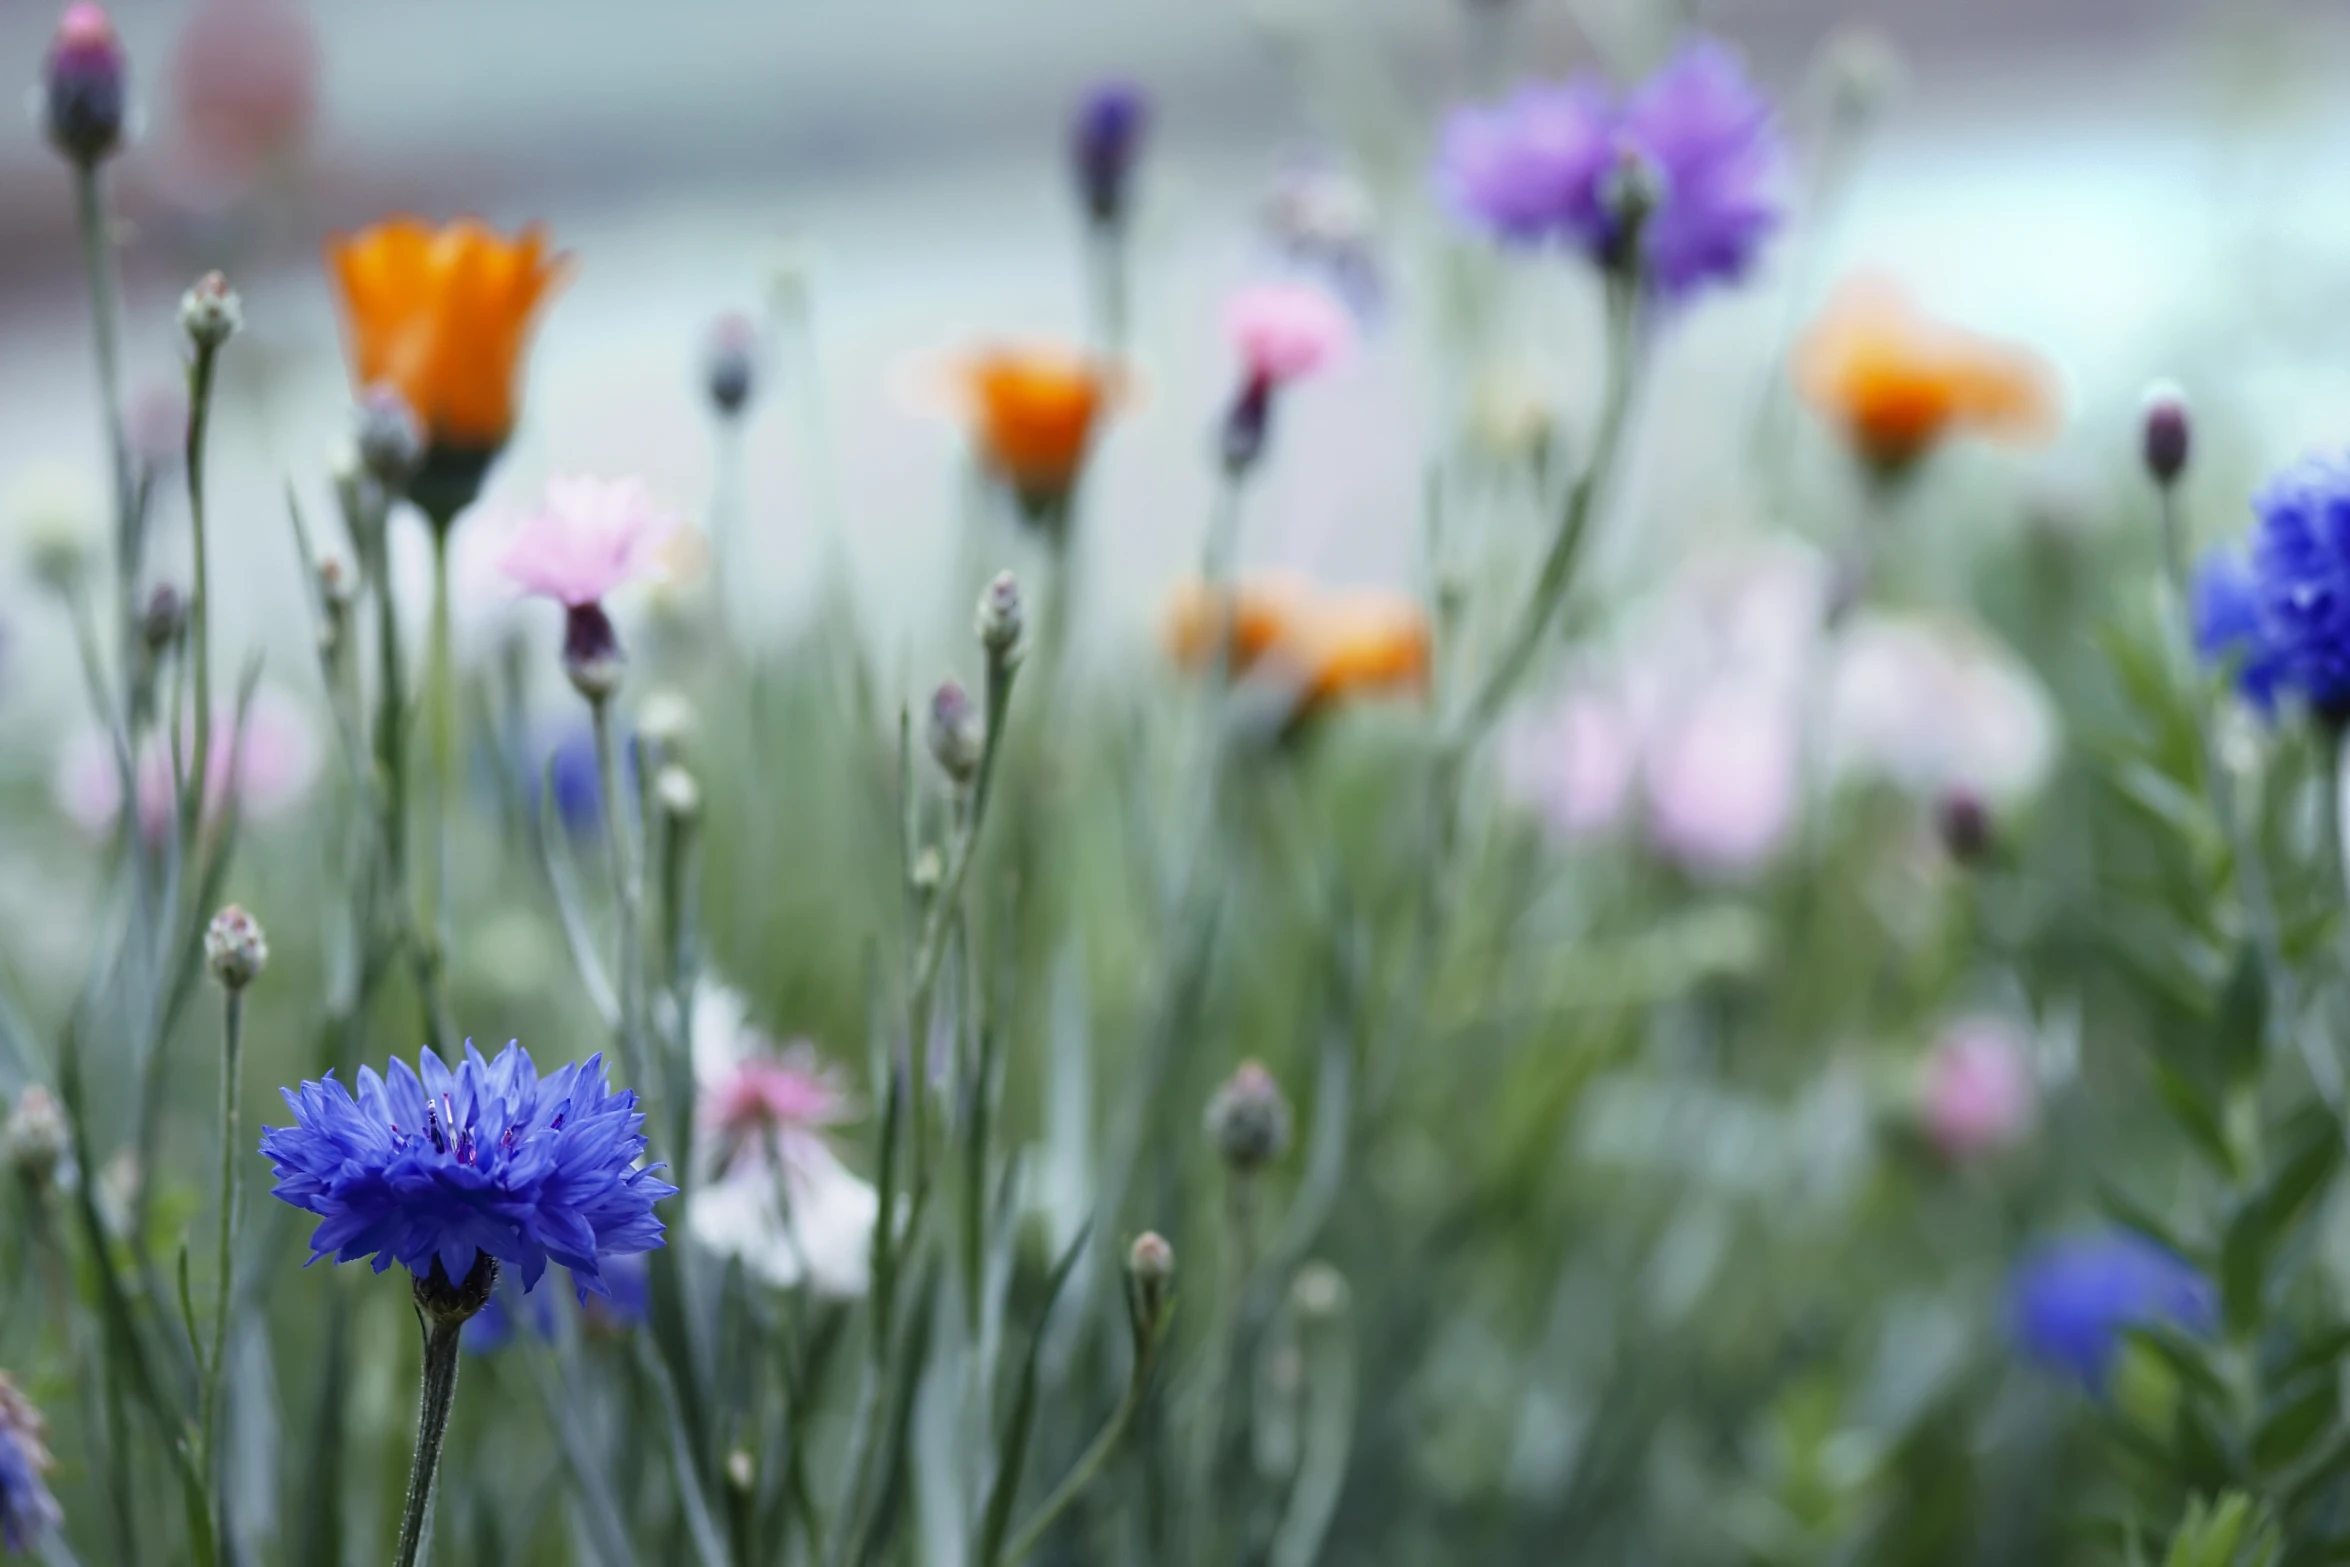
[
  {"left": 2141, "top": 381, "right": 2190, "bottom": 487},
  {"left": 1071, "top": 81, "right": 1148, "bottom": 229},
  {"left": 1219, "top": 369, "right": 1274, "bottom": 476},
  {"left": 1937, "top": 788, "right": 1993, "bottom": 865},
  {"left": 562, "top": 602, "right": 625, "bottom": 702},
  {"left": 139, "top": 582, "right": 185, "bottom": 654},
  {"left": 44, "top": 3, "right": 127, "bottom": 167},
  {"left": 704, "top": 312, "right": 759, "bottom": 419}
]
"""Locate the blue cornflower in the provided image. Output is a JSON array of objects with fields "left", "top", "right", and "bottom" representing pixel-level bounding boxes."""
[
  {"left": 2204, "top": 452, "right": 2350, "bottom": 719},
  {"left": 0, "top": 1373, "right": 62, "bottom": 1554},
  {"left": 542, "top": 725, "right": 609, "bottom": 837},
  {"left": 1436, "top": 38, "right": 1784, "bottom": 300},
  {"left": 260, "top": 1041, "right": 675, "bottom": 1298},
  {"left": 1071, "top": 81, "right": 1148, "bottom": 228},
  {"left": 2005, "top": 1232, "right": 2213, "bottom": 1389}
]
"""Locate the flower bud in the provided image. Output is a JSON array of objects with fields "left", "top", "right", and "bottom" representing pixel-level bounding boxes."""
[
  {"left": 5, "top": 1086, "right": 69, "bottom": 1190},
  {"left": 563, "top": 603, "right": 626, "bottom": 703},
  {"left": 704, "top": 313, "right": 759, "bottom": 419},
  {"left": 355, "top": 385, "right": 425, "bottom": 492},
  {"left": 204, "top": 904, "right": 268, "bottom": 989},
  {"left": 926, "top": 680, "right": 984, "bottom": 784},
  {"left": 139, "top": 581, "right": 186, "bottom": 655},
  {"left": 911, "top": 846, "right": 944, "bottom": 896},
  {"left": 179, "top": 271, "right": 241, "bottom": 351},
  {"left": 725, "top": 1449, "right": 756, "bottom": 1492},
  {"left": 1204, "top": 1059, "right": 1291, "bottom": 1172},
  {"left": 1936, "top": 787, "right": 1992, "bottom": 865},
  {"left": 1597, "top": 142, "right": 1663, "bottom": 275},
  {"left": 414, "top": 1252, "right": 499, "bottom": 1327},
  {"left": 1071, "top": 81, "right": 1148, "bottom": 229},
  {"left": 637, "top": 689, "right": 696, "bottom": 754},
  {"left": 1126, "top": 1230, "right": 1174, "bottom": 1333},
  {"left": 43, "top": 2, "right": 127, "bottom": 167},
  {"left": 2142, "top": 381, "right": 2190, "bottom": 488},
  {"left": 975, "top": 571, "right": 1025, "bottom": 663},
  {"left": 1289, "top": 1261, "right": 1349, "bottom": 1320},
  {"left": 654, "top": 764, "right": 702, "bottom": 827},
  {"left": 1219, "top": 371, "right": 1273, "bottom": 475}
]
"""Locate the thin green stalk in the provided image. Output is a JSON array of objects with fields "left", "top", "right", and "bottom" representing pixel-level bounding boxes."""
[
  {"left": 71, "top": 161, "right": 136, "bottom": 696},
  {"left": 427, "top": 526, "right": 457, "bottom": 974},
  {"left": 1184, "top": 1175, "right": 1255, "bottom": 1562},
  {"left": 592, "top": 695, "right": 648, "bottom": 1091},
  {"left": 392, "top": 1313, "right": 467, "bottom": 1567},
  {"left": 183, "top": 332, "right": 224, "bottom": 847},
  {"left": 203, "top": 985, "right": 245, "bottom": 1537},
  {"left": 1000, "top": 1337, "right": 1158, "bottom": 1566},
  {"left": 1087, "top": 225, "right": 1129, "bottom": 368}
]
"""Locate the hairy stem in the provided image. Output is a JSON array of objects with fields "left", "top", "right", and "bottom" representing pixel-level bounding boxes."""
[
  {"left": 391, "top": 1314, "right": 466, "bottom": 1567},
  {"left": 203, "top": 986, "right": 245, "bottom": 1538}
]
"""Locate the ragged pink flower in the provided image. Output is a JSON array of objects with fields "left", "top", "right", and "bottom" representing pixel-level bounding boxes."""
[
  {"left": 497, "top": 476, "right": 678, "bottom": 608},
  {"left": 1921, "top": 1015, "right": 2036, "bottom": 1158},
  {"left": 703, "top": 1047, "right": 853, "bottom": 1168},
  {"left": 55, "top": 686, "right": 319, "bottom": 841},
  {"left": 1225, "top": 279, "right": 1354, "bottom": 384}
]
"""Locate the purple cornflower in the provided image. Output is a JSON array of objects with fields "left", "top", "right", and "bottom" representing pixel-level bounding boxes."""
[
  {"left": 1436, "top": 38, "right": 1784, "bottom": 300},
  {"left": 260, "top": 1041, "right": 674, "bottom": 1299},
  {"left": 2006, "top": 1232, "right": 2213, "bottom": 1390},
  {"left": 0, "top": 1373, "right": 62, "bottom": 1554},
  {"left": 1071, "top": 81, "right": 1149, "bottom": 228},
  {"left": 2198, "top": 453, "right": 2350, "bottom": 720}
]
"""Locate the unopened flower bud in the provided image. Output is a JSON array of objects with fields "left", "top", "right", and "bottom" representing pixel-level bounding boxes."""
[
  {"left": 1204, "top": 1059, "right": 1292, "bottom": 1172},
  {"left": 654, "top": 764, "right": 701, "bottom": 826},
  {"left": 563, "top": 603, "right": 626, "bottom": 703},
  {"left": 1071, "top": 81, "right": 1148, "bottom": 229},
  {"left": 1220, "top": 371, "right": 1273, "bottom": 475},
  {"left": 204, "top": 904, "right": 268, "bottom": 989},
  {"left": 725, "top": 1449, "right": 756, "bottom": 1492},
  {"left": 2142, "top": 381, "right": 2190, "bottom": 488},
  {"left": 704, "top": 313, "right": 759, "bottom": 419},
  {"left": 139, "top": 582, "right": 185, "bottom": 654},
  {"left": 1290, "top": 1261, "right": 1349, "bottom": 1320},
  {"left": 1597, "top": 142, "right": 1663, "bottom": 275},
  {"left": 5, "top": 1087, "right": 69, "bottom": 1190},
  {"left": 637, "top": 689, "right": 696, "bottom": 753},
  {"left": 975, "top": 571, "right": 1025, "bottom": 663},
  {"left": 1126, "top": 1230, "right": 1174, "bottom": 1332},
  {"left": 926, "top": 680, "right": 984, "bottom": 784},
  {"left": 1937, "top": 788, "right": 1993, "bottom": 864},
  {"left": 179, "top": 271, "right": 241, "bottom": 350},
  {"left": 43, "top": 2, "right": 127, "bottom": 167},
  {"left": 355, "top": 385, "right": 425, "bottom": 492}
]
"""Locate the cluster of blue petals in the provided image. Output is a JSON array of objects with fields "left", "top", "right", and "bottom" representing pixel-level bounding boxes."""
[
  {"left": 2196, "top": 452, "right": 2350, "bottom": 717},
  {"left": 2005, "top": 1231, "right": 2213, "bottom": 1390}
]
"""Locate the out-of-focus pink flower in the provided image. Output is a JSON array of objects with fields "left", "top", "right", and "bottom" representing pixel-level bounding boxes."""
[
  {"left": 54, "top": 686, "right": 319, "bottom": 840},
  {"left": 1921, "top": 1015, "right": 2036, "bottom": 1158},
  {"left": 1502, "top": 687, "right": 1638, "bottom": 837},
  {"left": 1225, "top": 280, "right": 1354, "bottom": 384},
  {"left": 1830, "top": 612, "right": 2057, "bottom": 806},
  {"left": 498, "top": 476, "right": 678, "bottom": 608},
  {"left": 703, "top": 1046, "right": 853, "bottom": 1168},
  {"left": 1643, "top": 679, "right": 1799, "bottom": 875},
  {"left": 168, "top": 0, "right": 318, "bottom": 188}
]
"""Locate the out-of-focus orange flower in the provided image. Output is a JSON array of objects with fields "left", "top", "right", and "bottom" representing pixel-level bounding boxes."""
[
  {"left": 326, "top": 218, "right": 570, "bottom": 452},
  {"left": 1794, "top": 280, "right": 2057, "bottom": 474},
  {"left": 957, "top": 346, "right": 1119, "bottom": 516},
  {"left": 1165, "top": 575, "right": 1430, "bottom": 712}
]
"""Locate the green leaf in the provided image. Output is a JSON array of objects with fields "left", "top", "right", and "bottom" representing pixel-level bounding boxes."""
[
  {"left": 2213, "top": 947, "right": 2269, "bottom": 1089},
  {"left": 2151, "top": 1062, "right": 2239, "bottom": 1179},
  {"left": 977, "top": 1219, "right": 1094, "bottom": 1567},
  {"left": 2099, "top": 1182, "right": 2199, "bottom": 1264},
  {"left": 2124, "top": 1324, "right": 2228, "bottom": 1408},
  {"left": 2252, "top": 1381, "right": 2335, "bottom": 1475}
]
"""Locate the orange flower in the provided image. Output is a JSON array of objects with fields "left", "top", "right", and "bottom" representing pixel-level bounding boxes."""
[
  {"left": 1165, "top": 575, "right": 1430, "bottom": 711},
  {"left": 957, "top": 346, "right": 1117, "bottom": 514},
  {"left": 1793, "top": 280, "right": 2056, "bottom": 474},
  {"left": 326, "top": 217, "right": 570, "bottom": 451}
]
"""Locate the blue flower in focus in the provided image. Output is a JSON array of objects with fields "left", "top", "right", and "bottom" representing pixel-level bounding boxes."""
[
  {"left": 2216, "top": 452, "right": 2350, "bottom": 719},
  {"left": 2191, "top": 549, "right": 2282, "bottom": 710},
  {"left": 1071, "top": 81, "right": 1148, "bottom": 228},
  {"left": 2006, "top": 1232, "right": 2213, "bottom": 1389},
  {"left": 260, "top": 1042, "right": 675, "bottom": 1298},
  {"left": 0, "top": 1373, "right": 62, "bottom": 1554},
  {"left": 1436, "top": 38, "right": 1784, "bottom": 300}
]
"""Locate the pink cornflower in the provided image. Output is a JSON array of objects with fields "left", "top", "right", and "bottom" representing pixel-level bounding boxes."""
[
  {"left": 702, "top": 1045, "right": 854, "bottom": 1172},
  {"left": 497, "top": 476, "right": 677, "bottom": 609},
  {"left": 1225, "top": 279, "right": 1354, "bottom": 385},
  {"left": 55, "top": 686, "right": 319, "bottom": 841},
  {"left": 1921, "top": 1015, "right": 2036, "bottom": 1159}
]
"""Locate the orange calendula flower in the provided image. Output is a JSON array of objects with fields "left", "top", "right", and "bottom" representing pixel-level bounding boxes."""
[
  {"left": 1165, "top": 575, "right": 1431, "bottom": 712},
  {"left": 957, "top": 345, "right": 1119, "bottom": 518},
  {"left": 1793, "top": 280, "right": 2057, "bottom": 475},
  {"left": 326, "top": 217, "right": 571, "bottom": 454}
]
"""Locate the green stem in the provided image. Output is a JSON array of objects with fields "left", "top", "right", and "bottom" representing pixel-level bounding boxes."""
[
  {"left": 71, "top": 161, "right": 136, "bottom": 703},
  {"left": 427, "top": 526, "right": 456, "bottom": 979},
  {"left": 1087, "top": 224, "right": 1129, "bottom": 368},
  {"left": 203, "top": 985, "right": 245, "bottom": 1536},
  {"left": 1185, "top": 1175, "right": 1254, "bottom": 1560},
  {"left": 391, "top": 1314, "right": 466, "bottom": 1567},
  {"left": 999, "top": 1344, "right": 1155, "bottom": 1566},
  {"left": 592, "top": 695, "right": 647, "bottom": 1091},
  {"left": 183, "top": 335, "right": 223, "bottom": 846}
]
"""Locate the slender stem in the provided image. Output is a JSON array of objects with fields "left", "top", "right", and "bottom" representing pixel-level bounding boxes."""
[
  {"left": 592, "top": 695, "right": 647, "bottom": 1091},
  {"left": 184, "top": 337, "right": 223, "bottom": 847},
  {"left": 1000, "top": 1342, "right": 1156, "bottom": 1566},
  {"left": 203, "top": 986, "right": 245, "bottom": 1530},
  {"left": 1185, "top": 1175, "right": 1254, "bottom": 1560},
  {"left": 427, "top": 526, "right": 457, "bottom": 972},
  {"left": 72, "top": 162, "right": 136, "bottom": 702},
  {"left": 1087, "top": 224, "right": 1129, "bottom": 368},
  {"left": 391, "top": 1314, "right": 466, "bottom": 1567}
]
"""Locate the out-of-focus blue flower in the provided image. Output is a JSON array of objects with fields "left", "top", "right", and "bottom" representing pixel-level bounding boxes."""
[
  {"left": 2218, "top": 453, "right": 2350, "bottom": 719},
  {"left": 1436, "top": 38, "right": 1784, "bottom": 300},
  {"left": 581, "top": 1250, "right": 650, "bottom": 1334},
  {"left": 1071, "top": 81, "right": 1148, "bottom": 228},
  {"left": 545, "top": 725, "right": 605, "bottom": 836},
  {"left": 2191, "top": 549, "right": 2282, "bottom": 710},
  {"left": 463, "top": 1272, "right": 561, "bottom": 1355},
  {"left": 2006, "top": 1232, "right": 2213, "bottom": 1388},
  {"left": 0, "top": 1372, "right": 62, "bottom": 1554},
  {"left": 260, "top": 1041, "right": 675, "bottom": 1299}
]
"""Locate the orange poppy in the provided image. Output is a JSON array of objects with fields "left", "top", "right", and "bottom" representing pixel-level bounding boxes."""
[
  {"left": 1793, "top": 280, "right": 2056, "bottom": 475},
  {"left": 957, "top": 346, "right": 1118, "bottom": 514},
  {"left": 1165, "top": 575, "right": 1430, "bottom": 711},
  {"left": 326, "top": 217, "right": 570, "bottom": 451}
]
